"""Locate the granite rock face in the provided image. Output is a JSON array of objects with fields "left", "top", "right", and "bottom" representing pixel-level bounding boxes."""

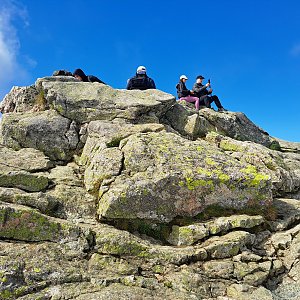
[
  {"left": 94, "top": 131, "right": 272, "bottom": 223},
  {"left": 164, "top": 103, "right": 279, "bottom": 149},
  {"left": 0, "top": 76, "right": 300, "bottom": 299},
  {"left": 39, "top": 79, "right": 175, "bottom": 123},
  {"left": 0, "top": 110, "right": 80, "bottom": 161}
]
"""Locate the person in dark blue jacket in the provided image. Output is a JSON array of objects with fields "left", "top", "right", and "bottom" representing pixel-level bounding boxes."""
[
  {"left": 73, "top": 68, "right": 105, "bottom": 84},
  {"left": 126, "top": 66, "right": 156, "bottom": 90}
]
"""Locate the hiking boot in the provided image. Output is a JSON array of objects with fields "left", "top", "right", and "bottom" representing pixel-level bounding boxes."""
[{"left": 218, "top": 107, "right": 227, "bottom": 112}]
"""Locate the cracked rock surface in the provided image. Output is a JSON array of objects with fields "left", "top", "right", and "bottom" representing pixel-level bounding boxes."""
[{"left": 0, "top": 77, "right": 300, "bottom": 299}]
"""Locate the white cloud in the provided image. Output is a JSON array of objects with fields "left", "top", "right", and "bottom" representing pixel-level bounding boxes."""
[{"left": 0, "top": 0, "right": 31, "bottom": 99}]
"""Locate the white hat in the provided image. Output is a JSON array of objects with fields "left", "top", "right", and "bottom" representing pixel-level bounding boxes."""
[
  {"left": 180, "top": 75, "right": 188, "bottom": 80},
  {"left": 137, "top": 66, "right": 146, "bottom": 74}
]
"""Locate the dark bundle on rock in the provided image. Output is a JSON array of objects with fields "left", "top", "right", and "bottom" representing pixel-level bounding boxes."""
[{"left": 52, "top": 70, "right": 73, "bottom": 76}]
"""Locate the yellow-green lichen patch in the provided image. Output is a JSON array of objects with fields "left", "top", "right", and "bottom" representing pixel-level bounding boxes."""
[
  {"left": 218, "top": 173, "right": 230, "bottom": 183},
  {"left": 142, "top": 189, "right": 149, "bottom": 196},
  {"left": 88, "top": 253, "right": 137, "bottom": 275},
  {"left": 152, "top": 265, "right": 165, "bottom": 274},
  {"left": 185, "top": 177, "right": 213, "bottom": 191},
  {"left": 219, "top": 139, "right": 246, "bottom": 152},
  {"left": 250, "top": 173, "right": 270, "bottom": 187},
  {"left": 241, "top": 164, "right": 257, "bottom": 175},
  {"left": 205, "top": 157, "right": 217, "bottom": 165},
  {"left": 240, "top": 164, "right": 270, "bottom": 187},
  {"left": 196, "top": 167, "right": 213, "bottom": 177},
  {"left": 54, "top": 103, "right": 64, "bottom": 115},
  {"left": 212, "top": 169, "right": 231, "bottom": 184}
]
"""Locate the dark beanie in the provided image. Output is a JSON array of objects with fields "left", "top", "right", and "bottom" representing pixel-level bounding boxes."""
[{"left": 73, "top": 68, "right": 88, "bottom": 81}]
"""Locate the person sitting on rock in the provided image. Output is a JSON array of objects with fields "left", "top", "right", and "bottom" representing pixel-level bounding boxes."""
[
  {"left": 176, "top": 75, "right": 200, "bottom": 111},
  {"left": 126, "top": 66, "right": 156, "bottom": 90},
  {"left": 73, "top": 68, "right": 106, "bottom": 84},
  {"left": 192, "top": 75, "right": 227, "bottom": 112}
]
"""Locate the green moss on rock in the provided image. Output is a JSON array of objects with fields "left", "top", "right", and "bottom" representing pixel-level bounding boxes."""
[
  {"left": 269, "top": 140, "right": 281, "bottom": 151},
  {"left": 109, "top": 218, "right": 171, "bottom": 242},
  {"left": 106, "top": 136, "right": 123, "bottom": 148},
  {"left": 0, "top": 286, "right": 28, "bottom": 299},
  {"left": 0, "top": 172, "right": 49, "bottom": 192},
  {"left": 0, "top": 206, "right": 61, "bottom": 241}
]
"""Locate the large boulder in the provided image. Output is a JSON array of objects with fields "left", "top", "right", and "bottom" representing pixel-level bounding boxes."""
[
  {"left": 0, "top": 202, "right": 89, "bottom": 243},
  {"left": 0, "top": 145, "right": 53, "bottom": 172},
  {"left": 0, "top": 77, "right": 79, "bottom": 114},
  {"left": 80, "top": 130, "right": 273, "bottom": 223},
  {"left": 200, "top": 109, "right": 274, "bottom": 147},
  {"left": 38, "top": 79, "right": 176, "bottom": 123},
  {"left": 164, "top": 103, "right": 276, "bottom": 148},
  {"left": 0, "top": 146, "right": 52, "bottom": 192},
  {"left": 162, "top": 104, "right": 215, "bottom": 138},
  {"left": 80, "top": 119, "right": 165, "bottom": 193},
  {"left": 46, "top": 163, "right": 97, "bottom": 223},
  {"left": 206, "top": 132, "right": 300, "bottom": 196},
  {"left": 0, "top": 86, "right": 39, "bottom": 114},
  {"left": 0, "top": 187, "right": 58, "bottom": 215},
  {"left": 0, "top": 110, "right": 79, "bottom": 161},
  {"left": 167, "top": 214, "right": 264, "bottom": 246},
  {"left": 275, "top": 138, "right": 300, "bottom": 154}
]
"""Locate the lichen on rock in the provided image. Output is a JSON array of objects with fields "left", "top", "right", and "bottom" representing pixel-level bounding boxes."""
[{"left": 0, "top": 77, "right": 300, "bottom": 299}]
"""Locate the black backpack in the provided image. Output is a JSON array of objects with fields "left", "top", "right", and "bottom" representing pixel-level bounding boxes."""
[{"left": 130, "top": 76, "right": 149, "bottom": 90}]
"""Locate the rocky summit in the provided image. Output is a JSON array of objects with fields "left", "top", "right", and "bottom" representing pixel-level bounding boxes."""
[{"left": 0, "top": 76, "right": 300, "bottom": 300}]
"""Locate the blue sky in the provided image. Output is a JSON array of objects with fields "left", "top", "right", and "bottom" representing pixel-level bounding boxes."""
[{"left": 1, "top": 0, "right": 300, "bottom": 142}]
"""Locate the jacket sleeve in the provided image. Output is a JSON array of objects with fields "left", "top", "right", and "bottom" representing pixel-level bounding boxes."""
[
  {"left": 149, "top": 78, "right": 156, "bottom": 89},
  {"left": 126, "top": 78, "right": 132, "bottom": 90},
  {"left": 177, "top": 82, "right": 189, "bottom": 98},
  {"left": 176, "top": 82, "right": 182, "bottom": 99},
  {"left": 192, "top": 83, "right": 207, "bottom": 94},
  {"left": 88, "top": 75, "right": 105, "bottom": 84},
  {"left": 182, "top": 83, "right": 191, "bottom": 97}
]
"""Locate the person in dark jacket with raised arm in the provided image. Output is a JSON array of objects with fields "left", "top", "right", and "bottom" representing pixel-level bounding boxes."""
[
  {"left": 176, "top": 75, "right": 200, "bottom": 111},
  {"left": 192, "top": 75, "right": 227, "bottom": 112},
  {"left": 73, "top": 68, "right": 106, "bottom": 84},
  {"left": 126, "top": 66, "right": 156, "bottom": 90}
]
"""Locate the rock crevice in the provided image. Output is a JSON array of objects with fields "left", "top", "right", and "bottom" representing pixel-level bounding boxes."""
[{"left": 1, "top": 76, "right": 300, "bottom": 299}]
